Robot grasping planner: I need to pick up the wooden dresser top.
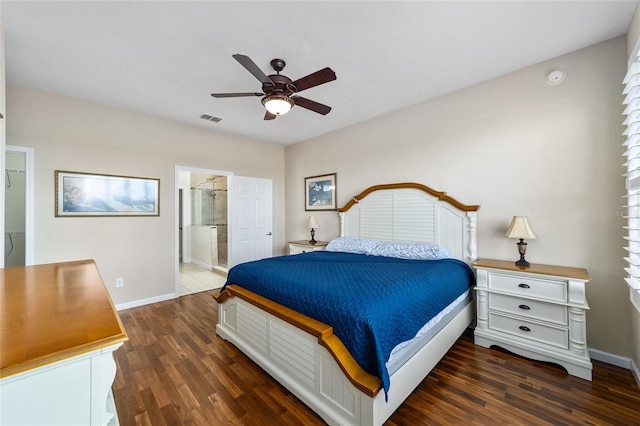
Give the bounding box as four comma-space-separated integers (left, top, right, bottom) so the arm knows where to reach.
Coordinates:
473, 258, 591, 281
1, 259, 128, 378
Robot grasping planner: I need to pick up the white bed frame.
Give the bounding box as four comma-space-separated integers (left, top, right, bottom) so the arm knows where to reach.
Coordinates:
215, 183, 479, 425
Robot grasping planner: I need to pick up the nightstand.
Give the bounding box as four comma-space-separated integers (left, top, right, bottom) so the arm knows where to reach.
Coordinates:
473, 259, 592, 380
288, 240, 328, 255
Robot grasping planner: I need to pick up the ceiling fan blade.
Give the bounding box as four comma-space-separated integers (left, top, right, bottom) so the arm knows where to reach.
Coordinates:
292, 96, 332, 115
233, 54, 274, 86
264, 111, 277, 120
211, 92, 263, 98
291, 67, 336, 92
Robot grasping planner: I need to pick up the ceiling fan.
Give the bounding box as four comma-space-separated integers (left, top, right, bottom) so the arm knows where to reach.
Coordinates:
211, 54, 337, 120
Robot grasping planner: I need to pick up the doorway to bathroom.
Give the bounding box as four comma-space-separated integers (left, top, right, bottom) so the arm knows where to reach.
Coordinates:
177, 168, 230, 296
175, 166, 274, 297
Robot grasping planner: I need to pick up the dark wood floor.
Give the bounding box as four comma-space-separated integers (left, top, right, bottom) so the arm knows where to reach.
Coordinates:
112, 291, 640, 425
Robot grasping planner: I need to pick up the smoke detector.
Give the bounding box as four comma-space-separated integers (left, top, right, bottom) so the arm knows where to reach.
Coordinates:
545, 70, 566, 86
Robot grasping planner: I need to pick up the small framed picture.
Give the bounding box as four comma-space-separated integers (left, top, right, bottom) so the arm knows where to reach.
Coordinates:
55, 170, 160, 217
305, 173, 337, 211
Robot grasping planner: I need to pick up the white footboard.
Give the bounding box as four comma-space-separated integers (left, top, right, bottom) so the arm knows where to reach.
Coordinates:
216, 294, 474, 426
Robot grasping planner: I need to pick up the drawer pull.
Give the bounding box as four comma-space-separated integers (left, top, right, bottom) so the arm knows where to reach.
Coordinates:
519, 326, 531, 332
518, 283, 530, 289
518, 304, 531, 310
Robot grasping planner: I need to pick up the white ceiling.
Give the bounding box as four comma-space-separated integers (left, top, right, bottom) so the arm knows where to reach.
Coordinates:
2, 1, 638, 146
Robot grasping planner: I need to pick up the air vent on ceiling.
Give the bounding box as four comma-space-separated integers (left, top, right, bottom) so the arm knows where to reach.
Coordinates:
199, 113, 222, 123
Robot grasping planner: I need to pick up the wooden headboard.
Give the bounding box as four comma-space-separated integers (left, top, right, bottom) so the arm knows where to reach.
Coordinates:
338, 183, 480, 262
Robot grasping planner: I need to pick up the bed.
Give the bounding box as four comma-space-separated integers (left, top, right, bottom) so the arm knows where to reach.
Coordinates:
213, 182, 479, 425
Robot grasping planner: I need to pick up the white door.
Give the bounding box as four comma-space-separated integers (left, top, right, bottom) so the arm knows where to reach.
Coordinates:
229, 175, 273, 267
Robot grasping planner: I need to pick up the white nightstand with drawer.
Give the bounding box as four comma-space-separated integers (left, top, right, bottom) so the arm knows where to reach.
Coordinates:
288, 240, 328, 255
473, 259, 592, 380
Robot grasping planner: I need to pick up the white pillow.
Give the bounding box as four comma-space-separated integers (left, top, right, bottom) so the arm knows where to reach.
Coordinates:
326, 237, 450, 260
369, 240, 451, 260
325, 237, 380, 254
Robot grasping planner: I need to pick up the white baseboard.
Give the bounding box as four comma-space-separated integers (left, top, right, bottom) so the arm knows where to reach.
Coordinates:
115, 292, 177, 311
632, 359, 640, 389
589, 347, 632, 369
190, 259, 213, 270
585, 348, 640, 388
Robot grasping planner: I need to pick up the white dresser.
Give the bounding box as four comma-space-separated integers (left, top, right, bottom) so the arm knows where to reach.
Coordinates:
473, 259, 592, 380
1, 260, 128, 425
288, 240, 328, 255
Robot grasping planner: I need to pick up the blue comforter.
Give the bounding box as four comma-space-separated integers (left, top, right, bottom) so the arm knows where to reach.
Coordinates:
223, 251, 475, 395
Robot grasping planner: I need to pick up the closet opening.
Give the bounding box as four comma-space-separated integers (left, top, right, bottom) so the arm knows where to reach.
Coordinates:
4, 145, 33, 267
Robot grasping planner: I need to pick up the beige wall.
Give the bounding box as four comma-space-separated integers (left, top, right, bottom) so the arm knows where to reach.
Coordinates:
1, 27, 6, 267
286, 37, 631, 358
629, 3, 640, 61
6, 85, 285, 305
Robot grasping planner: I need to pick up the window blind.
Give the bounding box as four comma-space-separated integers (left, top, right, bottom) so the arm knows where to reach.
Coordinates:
623, 53, 640, 312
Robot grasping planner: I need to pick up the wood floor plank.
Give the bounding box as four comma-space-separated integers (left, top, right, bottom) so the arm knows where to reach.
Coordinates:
132, 411, 153, 426
138, 387, 168, 426
201, 358, 245, 399
113, 291, 640, 425
206, 392, 244, 426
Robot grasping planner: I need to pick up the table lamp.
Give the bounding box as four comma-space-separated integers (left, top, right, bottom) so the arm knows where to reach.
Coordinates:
505, 216, 537, 267
308, 216, 319, 245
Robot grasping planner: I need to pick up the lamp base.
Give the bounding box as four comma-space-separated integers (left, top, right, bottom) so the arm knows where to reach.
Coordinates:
309, 228, 316, 245
515, 238, 530, 267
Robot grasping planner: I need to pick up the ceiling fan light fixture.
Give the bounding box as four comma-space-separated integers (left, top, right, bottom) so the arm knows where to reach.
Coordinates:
262, 95, 294, 115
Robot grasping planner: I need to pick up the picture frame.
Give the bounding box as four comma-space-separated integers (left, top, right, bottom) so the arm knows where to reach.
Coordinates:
305, 173, 337, 211
55, 170, 160, 217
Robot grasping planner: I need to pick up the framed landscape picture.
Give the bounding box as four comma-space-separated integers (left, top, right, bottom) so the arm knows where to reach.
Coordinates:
55, 170, 160, 217
305, 173, 337, 211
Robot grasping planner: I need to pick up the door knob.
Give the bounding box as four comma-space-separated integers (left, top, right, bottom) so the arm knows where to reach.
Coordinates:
266, 232, 273, 236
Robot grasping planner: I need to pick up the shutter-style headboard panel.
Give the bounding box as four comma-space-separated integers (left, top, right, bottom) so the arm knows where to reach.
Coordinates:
338, 183, 479, 262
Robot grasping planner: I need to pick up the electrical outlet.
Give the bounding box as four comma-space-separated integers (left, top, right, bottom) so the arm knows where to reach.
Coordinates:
115, 277, 124, 288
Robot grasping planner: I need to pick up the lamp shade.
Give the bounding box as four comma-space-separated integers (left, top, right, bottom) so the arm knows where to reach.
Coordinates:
505, 216, 537, 239
307, 216, 319, 229
262, 95, 293, 115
